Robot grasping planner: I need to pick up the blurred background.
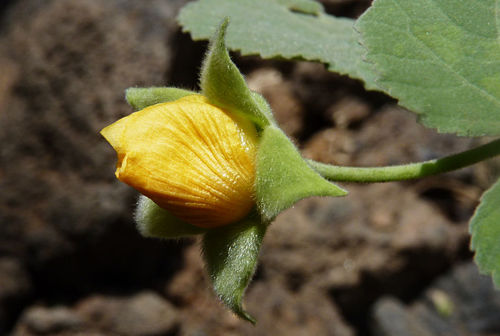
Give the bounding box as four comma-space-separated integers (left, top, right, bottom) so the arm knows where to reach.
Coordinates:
1, 0, 500, 335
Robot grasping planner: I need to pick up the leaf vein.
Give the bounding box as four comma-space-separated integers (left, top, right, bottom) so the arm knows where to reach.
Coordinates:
390, 0, 500, 111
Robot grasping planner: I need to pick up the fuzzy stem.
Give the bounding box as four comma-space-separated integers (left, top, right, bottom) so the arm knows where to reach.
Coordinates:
308, 138, 500, 183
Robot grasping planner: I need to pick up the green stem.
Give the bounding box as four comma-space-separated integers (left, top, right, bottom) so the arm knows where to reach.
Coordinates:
308, 138, 500, 183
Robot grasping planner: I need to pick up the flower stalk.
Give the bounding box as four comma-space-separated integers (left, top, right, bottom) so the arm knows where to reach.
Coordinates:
309, 138, 500, 183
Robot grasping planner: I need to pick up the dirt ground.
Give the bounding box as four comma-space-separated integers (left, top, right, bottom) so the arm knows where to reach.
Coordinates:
1, 1, 500, 335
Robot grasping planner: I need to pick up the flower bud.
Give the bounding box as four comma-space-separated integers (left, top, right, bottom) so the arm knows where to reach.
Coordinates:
101, 95, 257, 228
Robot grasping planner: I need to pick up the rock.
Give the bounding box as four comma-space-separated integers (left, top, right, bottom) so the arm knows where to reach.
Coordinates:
77, 291, 179, 336
0, 0, 190, 301
290, 61, 388, 136
0, 0, 190, 332
244, 282, 355, 336
14, 291, 178, 336
302, 128, 356, 165
269, 104, 479, 327
372, 298, 434, 336
304, 105, 475, 168
303, 105, 483, 223
329, 96, 370, 127
247, 68, 304, 138
0, 258, 32, 333
372, 262, 500, 336
352, 106, 475, 168
165, 245, 355, 336
17, 306, 84, 335
261, 182, 467, 314
163, 180, 465, 334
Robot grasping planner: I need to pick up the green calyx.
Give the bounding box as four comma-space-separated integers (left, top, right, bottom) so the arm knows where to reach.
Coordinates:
128, 19, 347, 323
126, 87, 197, 110
200, 18, 275, 130
135, 196, 207, 238
202, 213, 266, 324
256, 126, 347, 222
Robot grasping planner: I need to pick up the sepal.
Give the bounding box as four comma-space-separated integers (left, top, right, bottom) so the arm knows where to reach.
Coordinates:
135, 196, 207, 239
200, 18, 272, 129
256, 126, 347, 222
251, 91, 276, 125
126, 87, 197, 111
202, 213, 266, 323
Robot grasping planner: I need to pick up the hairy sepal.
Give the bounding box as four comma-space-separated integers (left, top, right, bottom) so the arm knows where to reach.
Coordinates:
126, 87, 197, 111
256, 126, 347, 222
200, 18, 272, 129
135, 196, 207, 239
202, 214, 266, 323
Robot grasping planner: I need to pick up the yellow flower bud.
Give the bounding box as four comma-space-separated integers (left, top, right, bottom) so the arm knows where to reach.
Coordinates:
101, 95, 257, 228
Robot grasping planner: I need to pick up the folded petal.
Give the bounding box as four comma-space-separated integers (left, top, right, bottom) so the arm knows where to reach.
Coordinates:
101, 95, 258, 228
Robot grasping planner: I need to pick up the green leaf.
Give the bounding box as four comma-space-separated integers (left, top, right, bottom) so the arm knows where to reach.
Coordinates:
200, 18, 272, 129
202, 215, 266, 323
470, 178, 500, 286
126, 87, 197, 111
356, 0, 500, 136
135, 196, 207, 239
178, 0, 379, 90
256, 126, 347, 222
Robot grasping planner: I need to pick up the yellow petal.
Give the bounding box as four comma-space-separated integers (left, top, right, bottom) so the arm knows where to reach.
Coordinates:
101, 95, 257, 228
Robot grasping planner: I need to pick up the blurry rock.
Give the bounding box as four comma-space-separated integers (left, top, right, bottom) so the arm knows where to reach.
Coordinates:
354, 106, 474, 167
372, 298, 432, 336
302, 128, 355, 165
77, 291, 179, 336
0, 258, 32, 333
13, 291, 178, 336
262, 110, 475, 324
0, 0, 189, 332
426, 262, 500, 334
247, 68, 304, 138
0, 0, 189, 287
0, 56, 18, 112
328, 96, 370, 129
244, 282, 354, 336
303, 105, 484, 223
290, 60, 392, 142
291, 61, 383, 118
165, 242, 206, 305
0, 1, 14, 16
163, 182, 465, 334
291, 62, 348, 125
372, 262, 500, 336
263, 181, 467, 291
355, 105, 484, 222
165, 244, 242, 336
304, 105, 475, 168
17, 306, 84, 335
165, 245, 355, 336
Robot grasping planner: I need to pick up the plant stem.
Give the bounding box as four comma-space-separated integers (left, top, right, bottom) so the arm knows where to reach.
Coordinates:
308, 138, 500, 183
